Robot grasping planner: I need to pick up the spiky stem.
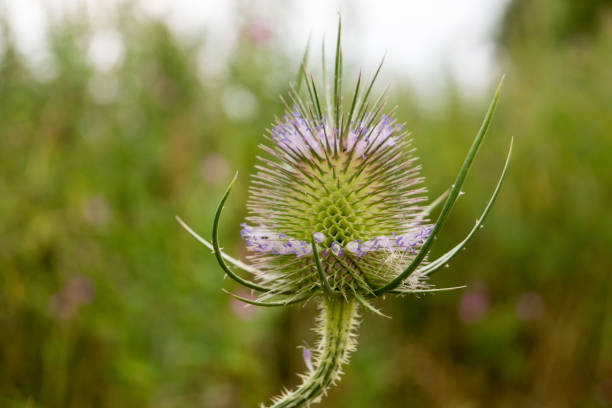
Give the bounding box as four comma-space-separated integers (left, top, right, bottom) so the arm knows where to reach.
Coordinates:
264, 297, 359, 408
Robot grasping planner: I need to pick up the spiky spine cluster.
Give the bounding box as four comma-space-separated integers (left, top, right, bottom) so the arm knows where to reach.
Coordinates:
241, 21, 432, 300
263, 297, 359, 408
245, 109, 431, 298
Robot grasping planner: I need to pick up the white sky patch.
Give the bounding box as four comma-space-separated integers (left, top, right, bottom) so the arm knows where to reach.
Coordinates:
1, 0, 54, 80
2, 0, 510, 99
87, 29, 124, 72
283, 0, 510, 99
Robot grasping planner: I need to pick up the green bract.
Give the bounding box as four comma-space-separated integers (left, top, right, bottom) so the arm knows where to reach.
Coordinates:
178, 17, 511, 408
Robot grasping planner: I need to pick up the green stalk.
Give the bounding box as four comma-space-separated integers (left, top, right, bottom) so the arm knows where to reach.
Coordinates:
265, 297, 359, 408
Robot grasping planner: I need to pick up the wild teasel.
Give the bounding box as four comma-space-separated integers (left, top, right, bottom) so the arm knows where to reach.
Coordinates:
178, 17, 512, 408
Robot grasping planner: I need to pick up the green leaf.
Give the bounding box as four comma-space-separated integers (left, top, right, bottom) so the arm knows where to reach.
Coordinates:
354, 292, 390, 318
176, 215, 262, 276
310, 74, 324, 121
373, 76, 505, 295
390, 285, 467, 295
413, 189, 449, 224
418, 137, 513, 276
222, 289, 310, 307
355, 53, 385, 120
333, 13, 342, 131
342, 70, 362, 138
212, 172, 274, 293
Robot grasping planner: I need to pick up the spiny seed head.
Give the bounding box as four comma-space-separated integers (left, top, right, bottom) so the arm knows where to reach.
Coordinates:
191, 19, 509, 306
240, 61, 433, 299
180, 16, 507, 408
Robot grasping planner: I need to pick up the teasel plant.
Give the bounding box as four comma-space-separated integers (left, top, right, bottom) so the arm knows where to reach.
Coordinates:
177, 16, 512, 408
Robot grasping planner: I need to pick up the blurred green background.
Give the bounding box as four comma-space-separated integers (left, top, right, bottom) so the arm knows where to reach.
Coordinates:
1, 0, 611, 407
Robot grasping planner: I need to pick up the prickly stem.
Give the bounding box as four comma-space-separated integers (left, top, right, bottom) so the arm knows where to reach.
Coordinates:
264, 297, 359, 408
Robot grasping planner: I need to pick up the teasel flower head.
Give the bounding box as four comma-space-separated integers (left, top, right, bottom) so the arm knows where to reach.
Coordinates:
178, 16, 512, 408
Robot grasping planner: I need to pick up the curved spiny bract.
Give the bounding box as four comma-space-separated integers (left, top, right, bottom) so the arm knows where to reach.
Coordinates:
372, 76, 506, 295
212, 172, 275, 293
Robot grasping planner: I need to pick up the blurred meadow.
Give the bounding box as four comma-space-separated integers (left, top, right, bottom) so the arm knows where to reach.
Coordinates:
1, 0, 611, 407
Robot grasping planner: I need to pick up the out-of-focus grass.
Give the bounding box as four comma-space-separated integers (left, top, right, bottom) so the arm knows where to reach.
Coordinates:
0, 3, 611, 408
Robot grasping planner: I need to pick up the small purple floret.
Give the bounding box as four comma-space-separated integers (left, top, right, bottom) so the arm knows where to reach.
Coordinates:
270, 111, 400, 161
240, 224, 431, 259
301, 344, 313, 371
